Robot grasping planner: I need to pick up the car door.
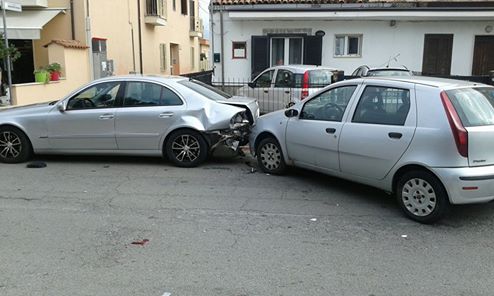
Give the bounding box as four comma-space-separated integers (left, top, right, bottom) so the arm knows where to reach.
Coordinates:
285, 84, 359, 172
273, 69, 294, 110
246, 69, 275, 113
339, 82, 417, 180
115, 81, 186, 150
46, 81, 121, 150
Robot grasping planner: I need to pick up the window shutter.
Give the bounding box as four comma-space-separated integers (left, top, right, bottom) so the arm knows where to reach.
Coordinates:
160, 43, 167, 71
251, 36, 269, 79
303, 36, 322, 66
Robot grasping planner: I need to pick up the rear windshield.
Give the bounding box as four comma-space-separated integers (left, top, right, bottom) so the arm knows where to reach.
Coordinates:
178, 79, 232, 101
446, 87, 494, 127
367, 70, 412, 77
294, 70, 335, 88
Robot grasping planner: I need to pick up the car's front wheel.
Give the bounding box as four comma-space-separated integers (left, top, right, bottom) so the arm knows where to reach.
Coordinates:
0, 126, 32, 164
396, 170, 450, 224
256, 137, 286, 174
165, 129, 208, 168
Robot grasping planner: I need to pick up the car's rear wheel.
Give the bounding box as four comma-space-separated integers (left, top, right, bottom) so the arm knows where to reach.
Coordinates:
256, 137, 286, 174
0, 126, 32, 164
165, 129, 208, 168
396, 170, 450, 224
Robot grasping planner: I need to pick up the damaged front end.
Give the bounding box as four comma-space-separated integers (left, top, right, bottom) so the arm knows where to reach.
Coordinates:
208, 111, 252, 153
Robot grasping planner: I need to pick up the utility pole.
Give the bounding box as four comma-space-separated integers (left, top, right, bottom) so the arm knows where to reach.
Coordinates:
2, 0, 13, 105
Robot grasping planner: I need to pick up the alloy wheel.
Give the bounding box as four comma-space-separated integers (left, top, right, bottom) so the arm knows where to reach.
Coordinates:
171, 134, 201, 163
401, 178, 437, 217
260, 143, 282, 171
0, 131, 22, 160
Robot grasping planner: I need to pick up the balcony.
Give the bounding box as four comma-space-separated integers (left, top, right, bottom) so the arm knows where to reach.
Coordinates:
189, 16, 203, 38
145, 0, 167, 26
18, 0, 48, 7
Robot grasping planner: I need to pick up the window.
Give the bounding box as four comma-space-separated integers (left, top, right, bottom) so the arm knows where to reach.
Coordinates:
334, 35, 362, 57
173, 0, 176, 11
446, 87, 494, 127
160, 43, 167, 72
353, 86, 410, 125
274, 70, 294, 88
270, 37, 303, 66
123, 82, 183, 107
67, 82, 120, 110
178, 80, 232, 101
232, 42, 247, 59
253, 70, 274, 88
300, 85, 357, 122
181, 0, 187, 15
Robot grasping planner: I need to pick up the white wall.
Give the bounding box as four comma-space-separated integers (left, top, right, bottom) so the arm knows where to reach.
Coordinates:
211, 12, 494, 81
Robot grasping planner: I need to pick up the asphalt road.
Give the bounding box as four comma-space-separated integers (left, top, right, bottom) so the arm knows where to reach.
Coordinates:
1, 153, 494, 296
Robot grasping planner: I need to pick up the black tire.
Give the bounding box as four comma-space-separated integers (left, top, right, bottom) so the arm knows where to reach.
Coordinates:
165, 129, 208, 168
256, 137, 286, 175
396, 170, 450, 224
0, 126, 33, 164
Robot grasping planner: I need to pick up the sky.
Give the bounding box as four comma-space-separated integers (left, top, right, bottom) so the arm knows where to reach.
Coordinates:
198, 0, 210, 39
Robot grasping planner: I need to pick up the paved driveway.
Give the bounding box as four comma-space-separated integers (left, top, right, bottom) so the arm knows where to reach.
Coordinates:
1, 154, 494, 296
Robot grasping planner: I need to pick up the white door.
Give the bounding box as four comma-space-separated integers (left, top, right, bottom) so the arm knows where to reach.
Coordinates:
285, 85, 359, 172
339, 83, 417, 180
47, 81, 121, 150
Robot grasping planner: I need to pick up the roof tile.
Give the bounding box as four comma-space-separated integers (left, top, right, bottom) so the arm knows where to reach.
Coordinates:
43, 39, 89, 49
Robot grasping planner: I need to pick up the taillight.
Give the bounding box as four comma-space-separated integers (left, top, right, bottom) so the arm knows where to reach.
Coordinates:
301, 71, 309, 100
441, 91, 468, 158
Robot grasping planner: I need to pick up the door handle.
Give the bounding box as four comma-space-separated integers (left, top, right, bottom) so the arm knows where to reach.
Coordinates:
99, 114, 114, 120
388, 132, 403, 139
159, 112, 174, 118
326, 128, 336, 134
263, 90, 269, 93
284, 90, 290, 94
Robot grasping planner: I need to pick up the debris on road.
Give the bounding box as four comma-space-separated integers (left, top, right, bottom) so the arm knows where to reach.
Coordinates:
131, 239, 150, 246
401, 235, 408, 238
310, 218, 317, 222
26, 161, 47, 168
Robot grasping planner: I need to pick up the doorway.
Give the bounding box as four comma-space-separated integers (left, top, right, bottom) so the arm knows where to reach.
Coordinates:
10, 40, 35, 84
422, 34, 453, 75
472, 36, 494, 75
170, 43, 180, 75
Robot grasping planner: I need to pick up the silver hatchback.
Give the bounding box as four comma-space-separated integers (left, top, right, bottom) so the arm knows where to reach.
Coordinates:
250, 76, 494, 223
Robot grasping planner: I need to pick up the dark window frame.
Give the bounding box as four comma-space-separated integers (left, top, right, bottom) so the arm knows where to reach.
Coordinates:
299, 85, 358, 122
122, 81, 184, 108
232, 41, 247, 59
181, 0, 187, 15
66, 81, 123, 111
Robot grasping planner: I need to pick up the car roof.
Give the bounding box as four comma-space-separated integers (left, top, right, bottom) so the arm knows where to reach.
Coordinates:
362, 76, 490, 89
93, 75, 188, 84
266, 65, 339, 73
368, 67, 410, 72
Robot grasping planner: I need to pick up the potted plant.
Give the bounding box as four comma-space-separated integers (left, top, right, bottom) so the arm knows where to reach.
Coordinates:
33, 68, 49, 84
47, 63, 62, 81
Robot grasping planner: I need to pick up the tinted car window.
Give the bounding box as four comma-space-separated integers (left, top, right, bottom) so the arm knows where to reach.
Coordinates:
67, 82, 120, 110
309, 70, 334, 88
446, 87, 494, 127
274, 70, 294, 88
161, 87, 183, 106
353, 86, 410, 125
300, 85, 357, 122
254, 70, 274, 88
124, 82, 161, 106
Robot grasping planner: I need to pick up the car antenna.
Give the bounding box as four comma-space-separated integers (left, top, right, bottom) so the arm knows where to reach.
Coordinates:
386, 53, 401, 68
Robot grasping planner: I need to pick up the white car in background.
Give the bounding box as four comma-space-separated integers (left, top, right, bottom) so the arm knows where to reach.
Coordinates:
237, 65, 342, 114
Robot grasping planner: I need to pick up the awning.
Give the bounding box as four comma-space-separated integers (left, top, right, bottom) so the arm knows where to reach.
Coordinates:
0, 9, 65, 40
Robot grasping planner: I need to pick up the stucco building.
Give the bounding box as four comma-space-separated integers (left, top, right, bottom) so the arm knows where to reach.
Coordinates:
1, 0, 203, 105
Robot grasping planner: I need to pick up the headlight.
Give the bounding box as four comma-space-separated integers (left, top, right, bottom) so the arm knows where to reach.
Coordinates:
230, 112, 249, 129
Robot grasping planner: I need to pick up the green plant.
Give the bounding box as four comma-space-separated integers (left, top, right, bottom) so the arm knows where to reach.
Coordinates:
46, 62, 61, 73
0, 33, 21, 63
33, 67, 48, 75
33, 67, 49, 84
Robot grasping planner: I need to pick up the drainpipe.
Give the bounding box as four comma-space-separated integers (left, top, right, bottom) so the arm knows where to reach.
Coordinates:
70, 0, 75, 40
219, 7, 224, 87
128, 0, 136, 73
137, 0, 144, 74
85, 0, 94, 80
209, 0, 214, 74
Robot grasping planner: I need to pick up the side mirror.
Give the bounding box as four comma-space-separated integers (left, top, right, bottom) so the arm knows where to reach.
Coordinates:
57, 102, 66, 112
248, 82, 255, 88
284, 109, 299, 118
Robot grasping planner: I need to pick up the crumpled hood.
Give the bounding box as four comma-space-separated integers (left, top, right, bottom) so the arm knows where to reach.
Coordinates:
216, 95, 259, 124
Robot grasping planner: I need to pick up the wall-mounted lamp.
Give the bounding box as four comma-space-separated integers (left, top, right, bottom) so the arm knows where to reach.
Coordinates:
486, 25, 493, 33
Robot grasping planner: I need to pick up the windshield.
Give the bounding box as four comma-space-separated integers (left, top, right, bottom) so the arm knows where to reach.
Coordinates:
179, 79, 232, 101
446, 87, 494, 127
367, 70, 412, 77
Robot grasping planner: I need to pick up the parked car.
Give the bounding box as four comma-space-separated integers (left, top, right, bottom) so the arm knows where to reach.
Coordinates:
250, 76, 494, 223
351, 65, 413, 77
0, 76, 259, 167
237, 65, 342, 114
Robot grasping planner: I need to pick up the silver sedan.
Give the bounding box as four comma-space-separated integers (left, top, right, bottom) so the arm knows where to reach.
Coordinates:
0, 76, 258, 167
